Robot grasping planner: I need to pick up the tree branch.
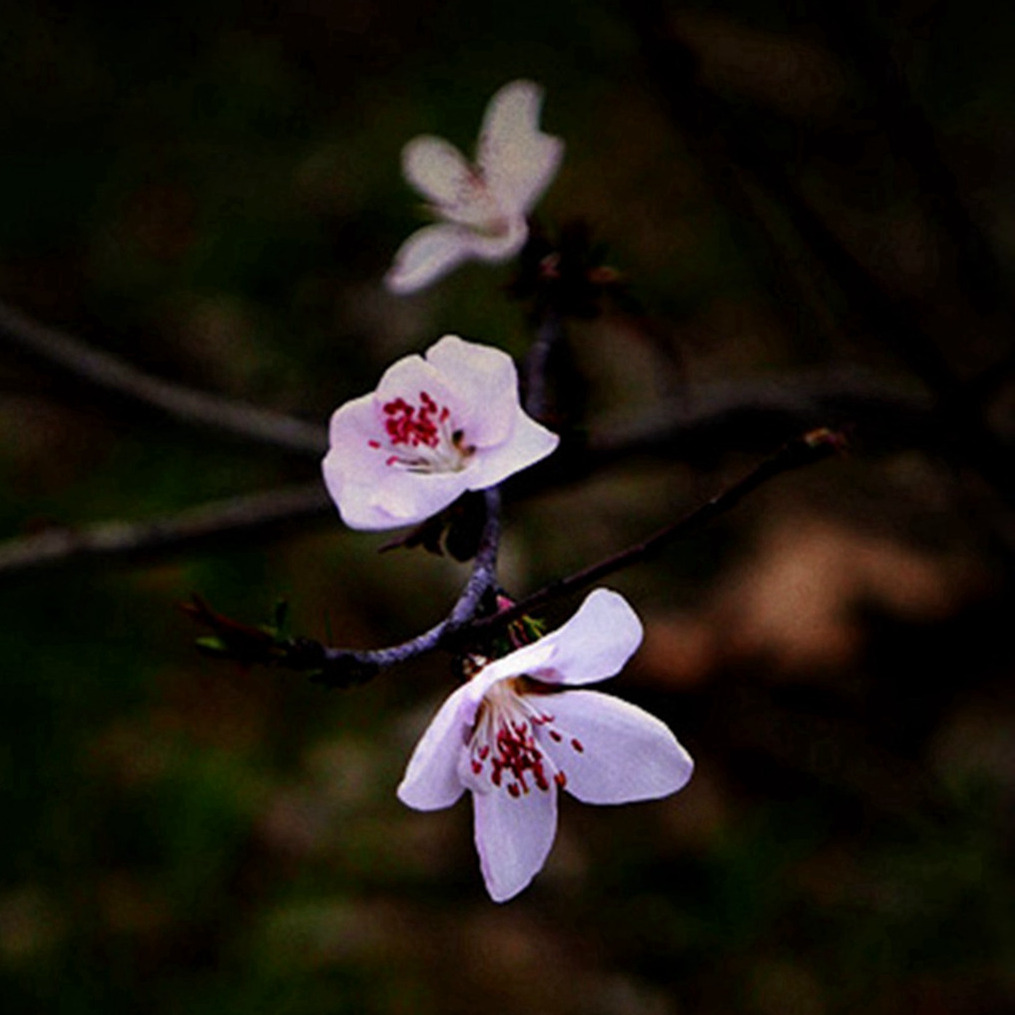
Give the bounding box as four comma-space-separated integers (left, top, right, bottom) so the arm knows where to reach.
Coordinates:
190, 486, 504, 688
0, 371, 930, 582
0, 300, 326, 456
0, 483, 332, 579
188, 429, 841, 682
462, 428, 843, 638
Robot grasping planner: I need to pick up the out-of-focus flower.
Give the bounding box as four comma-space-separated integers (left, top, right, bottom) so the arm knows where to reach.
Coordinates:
385, 79, 564, 294
397, 589, 694, 902
322, 335, 558, 530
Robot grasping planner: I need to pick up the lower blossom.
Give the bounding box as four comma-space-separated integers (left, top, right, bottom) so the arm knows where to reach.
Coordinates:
397, 589, 694, 902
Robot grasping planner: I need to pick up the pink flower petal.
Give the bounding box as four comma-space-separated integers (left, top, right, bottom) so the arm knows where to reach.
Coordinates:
478, 80, 564, 217
397, 685, 472, 811
540, 689, 693, 804
385, 223, 478, 294
473, 781, 558, 902
527, 589, 644, 686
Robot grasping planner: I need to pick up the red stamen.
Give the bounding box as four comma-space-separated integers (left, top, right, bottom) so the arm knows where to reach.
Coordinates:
571, 738, 584, 753
472, 716, 554, 799
378, 390, 456, 454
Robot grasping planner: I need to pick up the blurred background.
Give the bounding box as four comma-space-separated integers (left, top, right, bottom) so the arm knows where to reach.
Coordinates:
1, 0, 1014, 1012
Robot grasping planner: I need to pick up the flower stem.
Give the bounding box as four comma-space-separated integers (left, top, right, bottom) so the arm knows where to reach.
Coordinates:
311, 486, 502, 685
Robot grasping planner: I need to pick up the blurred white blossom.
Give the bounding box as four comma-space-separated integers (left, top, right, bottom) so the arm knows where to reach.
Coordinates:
385, 80, 564, 294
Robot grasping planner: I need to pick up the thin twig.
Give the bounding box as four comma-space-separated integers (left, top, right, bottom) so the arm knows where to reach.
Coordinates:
524, 307, 563, 423
0, 372, 929, 580
0, 300, 326, 456
237, 429, 840, 679
0, 484, 333, 578
462, 428, 843, 639
308, 486, 503, 685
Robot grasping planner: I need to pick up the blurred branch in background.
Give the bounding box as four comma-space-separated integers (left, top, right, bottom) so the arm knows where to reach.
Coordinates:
0, 483, 330, 579
0, 312, 931, 580
627, 0, 1015, 506
0, 300, 326, 456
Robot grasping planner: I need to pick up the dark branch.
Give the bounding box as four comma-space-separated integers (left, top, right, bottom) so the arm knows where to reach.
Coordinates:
0, 371, 931, 581
190, 429, 840, 681
523, 307, 564, 423
462, 428, 844, 638
0, 300, 327, 456
192, 487, 504, 688
0, 484, 332, 579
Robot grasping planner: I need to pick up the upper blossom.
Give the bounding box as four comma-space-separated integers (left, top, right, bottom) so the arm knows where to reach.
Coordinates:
398, 589, 694, 902
322, 335, 559, 530
385, 80, 564, 294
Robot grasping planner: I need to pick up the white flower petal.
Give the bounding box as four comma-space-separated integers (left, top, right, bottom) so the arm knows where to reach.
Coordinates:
385, 223, 478, 294
464, 639, 558, 703
464, 216, 529, 262
323, 396, 471, 530
402, 136, 475, 208
424, 336, 520, 445
322, 395, 395, 528
322, 335, 560, 529
478, 79, 564, 217
326, 468, 468, 530
362, 472, 470, 530
373, 349, 455, 411
397, 684, 473, 811
541, 690, 693, 804
464, 412, 560, 489
528, 589, 644, 686
473, 780, 558, 902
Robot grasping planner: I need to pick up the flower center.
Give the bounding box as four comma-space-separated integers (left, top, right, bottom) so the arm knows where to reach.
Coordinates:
439, 167, 510, 236
367, 390, 475, 473
467, 679, 583, 798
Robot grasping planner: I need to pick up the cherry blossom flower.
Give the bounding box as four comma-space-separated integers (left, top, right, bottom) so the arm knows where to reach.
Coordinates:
322, 334, 559, 530
385, 79, 564, 294
397, 589, 694, 902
